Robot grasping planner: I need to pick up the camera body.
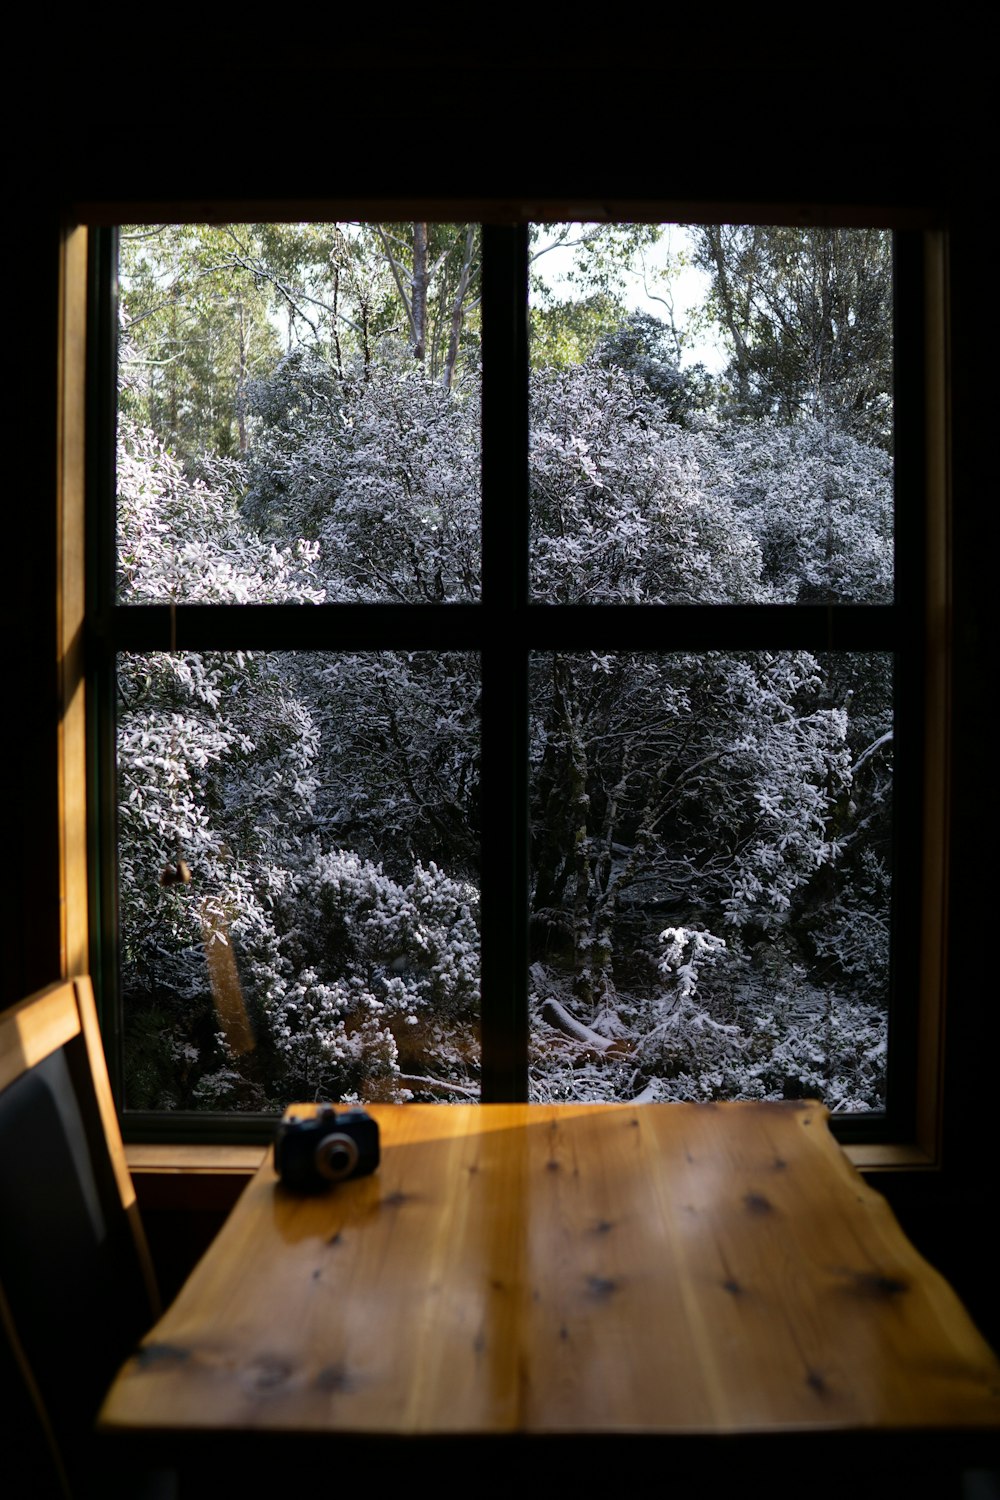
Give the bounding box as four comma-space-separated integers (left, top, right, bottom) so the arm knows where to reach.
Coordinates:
274, 1104, 380, 1191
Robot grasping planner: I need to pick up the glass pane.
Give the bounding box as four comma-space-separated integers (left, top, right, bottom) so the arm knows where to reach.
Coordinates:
118, 650, 481, 1109
117, 223, 481, 603
528, 651, 891, 1111
529, 223, 893, 604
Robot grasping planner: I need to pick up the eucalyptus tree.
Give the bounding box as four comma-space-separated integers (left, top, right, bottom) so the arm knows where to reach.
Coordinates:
119, 221, 483, 474
118, 225, 285, 465
366, 223, 481, 385
691, 226, 893, 446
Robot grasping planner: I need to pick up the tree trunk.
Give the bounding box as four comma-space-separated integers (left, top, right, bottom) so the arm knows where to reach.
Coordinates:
411, 222, 429, 363
442, 225, 476, 388
236, 298, 249, 456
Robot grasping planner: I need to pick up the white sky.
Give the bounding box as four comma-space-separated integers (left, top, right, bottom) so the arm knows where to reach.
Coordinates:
531, 223, 727, 373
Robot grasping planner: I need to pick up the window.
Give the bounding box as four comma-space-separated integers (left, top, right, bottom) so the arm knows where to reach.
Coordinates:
78, 209, 948, 1156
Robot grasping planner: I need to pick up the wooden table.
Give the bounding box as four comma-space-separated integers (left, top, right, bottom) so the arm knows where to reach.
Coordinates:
99, 1103, 999, 1488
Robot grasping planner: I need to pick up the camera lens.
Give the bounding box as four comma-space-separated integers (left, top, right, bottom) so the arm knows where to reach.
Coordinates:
314, 1132, 360, 1182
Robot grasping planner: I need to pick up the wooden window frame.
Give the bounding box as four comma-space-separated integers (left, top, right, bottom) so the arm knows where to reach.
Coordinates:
55, 204, 951, 1172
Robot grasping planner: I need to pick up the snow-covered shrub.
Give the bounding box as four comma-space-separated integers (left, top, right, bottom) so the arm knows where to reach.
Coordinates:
117, 417, 325, 604
246, 354, 480, 602
713, 418, 893, 604
529, 932, 886, 1111
530, 361, 762, 605
260, 850, 480, 1103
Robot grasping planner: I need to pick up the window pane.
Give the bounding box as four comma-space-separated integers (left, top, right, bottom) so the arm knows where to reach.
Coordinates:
528, 224, 893, 604
528, 651, 891, 1110
118, 650, 481, 1109
117, 224, 481, 604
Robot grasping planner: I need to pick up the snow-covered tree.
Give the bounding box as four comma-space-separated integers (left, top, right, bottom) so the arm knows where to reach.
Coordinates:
530, 362, 762, 605
246, 352, 480, 602
116, 424, 480, 1108
713, 418, 893, 604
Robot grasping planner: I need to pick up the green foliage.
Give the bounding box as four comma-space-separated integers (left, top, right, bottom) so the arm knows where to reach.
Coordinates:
119, 225, 284, 467
528, 223, 666, 371
691, 226, 893, 446
119, 222, 483, 472
530, 292, 625, 368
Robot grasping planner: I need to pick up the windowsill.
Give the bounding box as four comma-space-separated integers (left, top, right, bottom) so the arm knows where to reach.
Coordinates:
126, 1143, 268, 1175
843, 1141, 939, 1172
124, 1137, 938, 1180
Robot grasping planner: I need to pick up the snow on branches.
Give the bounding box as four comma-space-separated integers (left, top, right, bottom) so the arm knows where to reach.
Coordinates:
116, 328, 892, 1113
117, 419, 325, 604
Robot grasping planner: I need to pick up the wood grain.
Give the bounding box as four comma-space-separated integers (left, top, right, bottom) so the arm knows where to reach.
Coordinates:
0, 980, 81, 1095
99, 1103, 1000, 1439
57, 224, 89, 982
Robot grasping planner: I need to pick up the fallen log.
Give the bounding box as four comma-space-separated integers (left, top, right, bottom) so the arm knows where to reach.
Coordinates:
541, 997, 616, 1053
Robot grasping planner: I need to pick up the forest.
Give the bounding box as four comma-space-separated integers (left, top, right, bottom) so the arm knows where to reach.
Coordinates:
114, 221, 894, 1114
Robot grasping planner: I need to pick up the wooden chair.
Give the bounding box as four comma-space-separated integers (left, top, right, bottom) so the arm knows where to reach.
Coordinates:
0, 977, 162, 1498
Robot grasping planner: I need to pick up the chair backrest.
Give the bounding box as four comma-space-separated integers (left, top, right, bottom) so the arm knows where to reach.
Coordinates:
0, 977, 159, 1495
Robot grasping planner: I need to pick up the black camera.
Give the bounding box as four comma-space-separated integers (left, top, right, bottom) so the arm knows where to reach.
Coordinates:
273, 1104, 380, 1191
